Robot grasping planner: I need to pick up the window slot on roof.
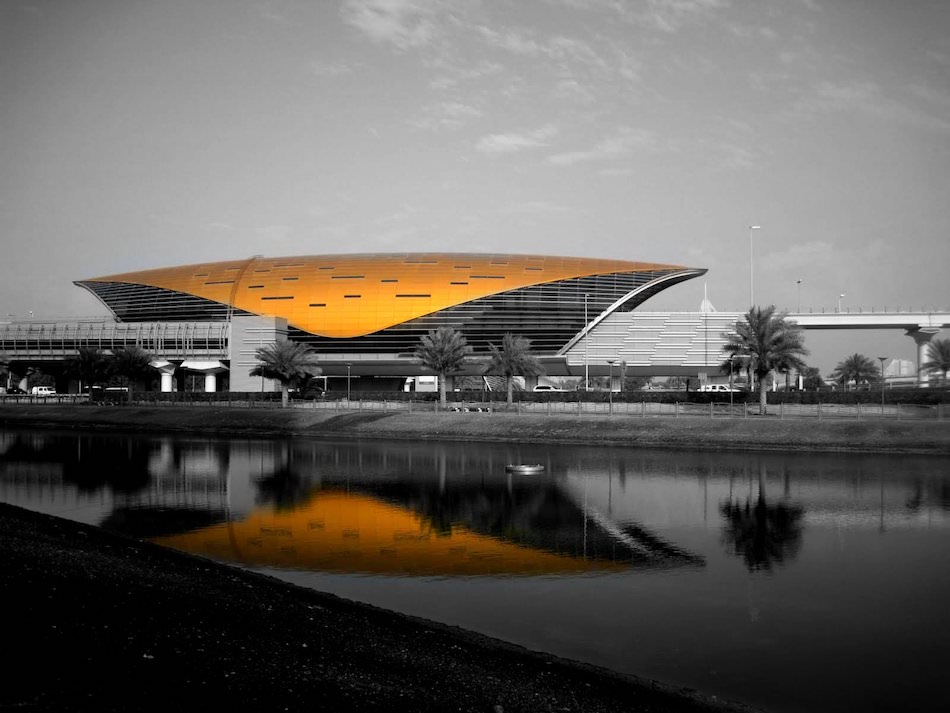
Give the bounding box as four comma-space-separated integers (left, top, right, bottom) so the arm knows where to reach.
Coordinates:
470, 275, 504, 279
395, 294, 430, 298
331, 275, 364, 279
454, 265, 471, 269
205, 280, 234, 285
343, 294, 361, 298
450, 281, 468, 285
194, 273, 208, 277
318, 266, 335, 270
261, 296, 294, 301
247, 285, 264, 289
525, 267, 543, 271
274, 263, 304, 268
309, 303, 326, 307
282, 277, 298, 281
381, 279, 398, 283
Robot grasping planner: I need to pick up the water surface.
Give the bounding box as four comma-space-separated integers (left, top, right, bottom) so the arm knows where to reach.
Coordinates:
1, 429, 948, 712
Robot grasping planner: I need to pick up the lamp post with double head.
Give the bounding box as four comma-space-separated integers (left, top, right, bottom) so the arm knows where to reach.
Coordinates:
796, 279, 802, 313
346, 363, 352, 402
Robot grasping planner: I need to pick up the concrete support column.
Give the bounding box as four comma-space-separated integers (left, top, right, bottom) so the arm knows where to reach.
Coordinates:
907, 328, 940, 387
204, 373, 217, 392
524, 374, 539, 391
151, 359, 177, 393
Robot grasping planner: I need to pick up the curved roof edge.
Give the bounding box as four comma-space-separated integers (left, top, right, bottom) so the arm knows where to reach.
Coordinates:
556, 268, 708, 356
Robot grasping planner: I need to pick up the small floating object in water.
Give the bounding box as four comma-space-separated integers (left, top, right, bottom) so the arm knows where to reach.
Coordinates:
505, 464, 545, 475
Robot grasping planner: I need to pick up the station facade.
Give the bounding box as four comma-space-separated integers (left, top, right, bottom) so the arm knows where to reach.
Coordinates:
71, 252, 706, 391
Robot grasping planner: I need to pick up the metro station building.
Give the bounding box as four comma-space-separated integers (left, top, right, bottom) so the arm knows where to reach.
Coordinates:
69, 252, 710, 391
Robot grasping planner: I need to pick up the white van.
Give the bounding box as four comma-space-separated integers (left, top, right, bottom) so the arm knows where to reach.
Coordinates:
699, 384, 739, 393
31, 386, 57, 397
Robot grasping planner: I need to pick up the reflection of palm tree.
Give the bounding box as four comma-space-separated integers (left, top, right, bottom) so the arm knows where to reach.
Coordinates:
720, 465, 804, 572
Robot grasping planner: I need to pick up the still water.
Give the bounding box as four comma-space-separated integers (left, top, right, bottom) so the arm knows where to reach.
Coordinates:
1, 429, 948, 712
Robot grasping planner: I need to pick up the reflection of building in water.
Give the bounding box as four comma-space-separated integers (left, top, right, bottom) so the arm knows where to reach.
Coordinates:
153, 471, 704, 577
154, 490, 633, 576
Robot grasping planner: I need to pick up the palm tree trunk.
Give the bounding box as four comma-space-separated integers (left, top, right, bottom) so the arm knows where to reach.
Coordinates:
439, 371, 446, 408
281, 384, 289, 408
758, 375, 767, 416
506, 375, 513, 406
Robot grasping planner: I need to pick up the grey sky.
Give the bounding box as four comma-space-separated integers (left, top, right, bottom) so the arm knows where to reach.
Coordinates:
1, 0, 948, 371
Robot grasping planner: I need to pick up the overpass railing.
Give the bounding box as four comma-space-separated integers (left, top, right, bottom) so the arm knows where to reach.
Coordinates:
0, 320, 229, 359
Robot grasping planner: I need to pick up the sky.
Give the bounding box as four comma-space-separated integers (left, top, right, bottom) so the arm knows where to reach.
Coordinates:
1, 0, 948, 372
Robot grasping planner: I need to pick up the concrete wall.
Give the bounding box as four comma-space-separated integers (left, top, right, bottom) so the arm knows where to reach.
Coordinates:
229, 315, 287, 392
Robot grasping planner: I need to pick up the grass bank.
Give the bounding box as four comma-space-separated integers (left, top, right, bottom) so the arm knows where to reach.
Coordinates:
1, 404, 949, 454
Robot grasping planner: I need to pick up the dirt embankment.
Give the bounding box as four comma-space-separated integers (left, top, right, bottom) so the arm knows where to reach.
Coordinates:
1, 502, 751, 712
1, 404, 949, 454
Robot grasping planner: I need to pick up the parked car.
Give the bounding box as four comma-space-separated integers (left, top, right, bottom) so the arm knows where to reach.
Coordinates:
30, 386, 57, 397
1, 386, 27, 395
533, 384, 564, 392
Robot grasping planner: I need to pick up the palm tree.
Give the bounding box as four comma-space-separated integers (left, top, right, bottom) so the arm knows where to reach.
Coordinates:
830, 353, 879, 391
65, 347, 108, 393
413, 327, 471, 408
484, 333, 544, 406
922, 338, 950, 385
110, 346, 154, 393
250, 341, 321, 407
723, 306, 808, 415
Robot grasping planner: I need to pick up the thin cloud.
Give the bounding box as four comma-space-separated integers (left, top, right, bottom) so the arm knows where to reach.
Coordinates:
412, 101, 483, 131
477, 25, 609, 72
547, 127, 657, 165
793, 80, 950, 133
340, 0, 440, 51
309, 59, 356, 77
499, 201, 574, 215
476, 124, 558, 153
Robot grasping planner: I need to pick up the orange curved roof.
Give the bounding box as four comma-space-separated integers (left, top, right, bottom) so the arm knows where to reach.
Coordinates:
83, 253, 686, 338
152, 491, 626, 576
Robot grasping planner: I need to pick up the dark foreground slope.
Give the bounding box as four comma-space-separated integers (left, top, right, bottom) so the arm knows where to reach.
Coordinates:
0, 504, 750, 713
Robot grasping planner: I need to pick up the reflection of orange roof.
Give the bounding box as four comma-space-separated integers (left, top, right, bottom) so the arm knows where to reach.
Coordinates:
82, 253, 685, 338
152, 491, 626, 576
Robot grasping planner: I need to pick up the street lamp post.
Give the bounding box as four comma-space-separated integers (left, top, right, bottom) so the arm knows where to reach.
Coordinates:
837, 293, 845, 313
878, 356, 887, 417
606, 359, 616, 413
346, 363, 352, 402
749, 225, 761, 306
796, 279, 802, 313
584, 293, 589, 392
